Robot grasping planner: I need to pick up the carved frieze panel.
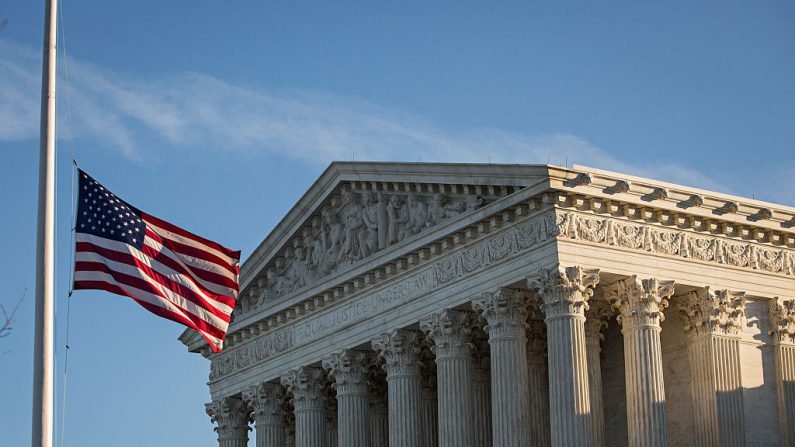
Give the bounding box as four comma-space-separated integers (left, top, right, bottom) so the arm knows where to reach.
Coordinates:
556, 212, 795, 277
236, 183, 513, 317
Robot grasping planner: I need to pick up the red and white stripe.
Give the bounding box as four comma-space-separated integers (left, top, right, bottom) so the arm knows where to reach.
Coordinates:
73, 212, 240, 352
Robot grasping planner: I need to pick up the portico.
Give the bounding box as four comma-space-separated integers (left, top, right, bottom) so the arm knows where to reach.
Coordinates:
183, 162, 795, 447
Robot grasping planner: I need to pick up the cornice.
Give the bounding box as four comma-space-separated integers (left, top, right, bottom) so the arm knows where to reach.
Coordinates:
550, 164, 795, 232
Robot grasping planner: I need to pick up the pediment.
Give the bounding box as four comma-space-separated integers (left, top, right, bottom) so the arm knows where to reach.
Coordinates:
233, 162, 553, 319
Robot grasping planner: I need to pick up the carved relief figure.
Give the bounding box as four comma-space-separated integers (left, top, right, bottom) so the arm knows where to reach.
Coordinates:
361, 191, 386, 254
321, 209, 344, 261
427, 193, 464, 226
387, 194, 409, 245
338, 190, 368, 263
401, 194, 428, 239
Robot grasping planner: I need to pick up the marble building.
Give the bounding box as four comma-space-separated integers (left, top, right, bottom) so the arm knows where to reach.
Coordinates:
180, 162, 795, 447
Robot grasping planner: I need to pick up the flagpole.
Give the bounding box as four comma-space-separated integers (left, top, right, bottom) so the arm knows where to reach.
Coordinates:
32, 0, 58, 445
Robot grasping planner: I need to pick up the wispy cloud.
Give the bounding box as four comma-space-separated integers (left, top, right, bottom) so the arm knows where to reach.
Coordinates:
1, 38, 790, 204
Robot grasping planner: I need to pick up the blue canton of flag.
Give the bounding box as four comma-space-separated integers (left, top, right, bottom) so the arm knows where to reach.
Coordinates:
76, 172, 146, 250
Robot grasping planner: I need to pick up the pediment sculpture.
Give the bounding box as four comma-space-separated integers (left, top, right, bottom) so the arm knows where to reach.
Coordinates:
236, 183, 505, 316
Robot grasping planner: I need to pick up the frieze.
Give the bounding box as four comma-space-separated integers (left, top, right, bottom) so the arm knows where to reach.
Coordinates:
295, 267, 436, 346
556, 212, 795, 276
435, 212, 557, 285
210, 326, 294, 381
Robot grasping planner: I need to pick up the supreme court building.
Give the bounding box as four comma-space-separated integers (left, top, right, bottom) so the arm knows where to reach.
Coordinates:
180, 162, 795, 447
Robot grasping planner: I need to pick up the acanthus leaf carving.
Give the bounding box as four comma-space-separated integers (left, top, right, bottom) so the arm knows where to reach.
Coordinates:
606, 276, 675, 329
678, 287, 746, 337
527, 265, 600, 319
769, 297, 795, 345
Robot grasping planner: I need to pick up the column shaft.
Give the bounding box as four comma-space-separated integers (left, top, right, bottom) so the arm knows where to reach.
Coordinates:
770, 298, 795, 447
585, 334, 605, 447
370, 399, 389, 447
472, 365, 493, 447
323, 349, 370, 447
421, 388, 439, 447
473, 288, 532, 447
546, 315, 592, 446
372, 329, 424, 447
608, 276, 674, 447
776, 344, 795, 447
623, 325, 668, 447
529, 265, 599, 447
527, 318, 550, 447
281, 367, 328, 447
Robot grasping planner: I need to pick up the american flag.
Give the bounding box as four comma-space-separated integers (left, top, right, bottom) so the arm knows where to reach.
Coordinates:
72, 169, 240, 352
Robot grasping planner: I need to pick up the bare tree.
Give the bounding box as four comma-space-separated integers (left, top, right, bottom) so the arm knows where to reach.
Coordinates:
1, 288, 26, 356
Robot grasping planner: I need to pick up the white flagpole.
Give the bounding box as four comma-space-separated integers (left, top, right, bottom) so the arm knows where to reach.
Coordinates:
32, 0, 58, 446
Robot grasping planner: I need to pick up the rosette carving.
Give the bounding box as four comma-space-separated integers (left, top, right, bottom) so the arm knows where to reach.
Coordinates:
678, 287, 746, 337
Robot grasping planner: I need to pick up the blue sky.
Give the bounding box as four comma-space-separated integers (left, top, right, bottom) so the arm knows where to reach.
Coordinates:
1, 1, 793, 446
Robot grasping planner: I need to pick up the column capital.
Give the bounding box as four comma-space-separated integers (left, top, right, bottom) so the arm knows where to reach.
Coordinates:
280, 366, 327, 411
678, 287, 746, 337
528, 264, 600, 319
242, 382, 285, 425
420, 308, 474, 358
584, 297, 613, 342
322, 349, 370, 396
606, 276, 675, 329
472, 287, 530, 339
470, 324, 491, 377
205, 396, 251, 438
371, 329, 423, 376
769, 297, 795, 345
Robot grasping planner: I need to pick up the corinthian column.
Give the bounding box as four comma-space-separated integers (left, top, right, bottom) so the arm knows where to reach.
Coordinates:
419, 345, 439, 447
584, 297, 612, 447
526, 316, 551, 447
367, 363, 389, 447
471, 325, 493, 447
472, 287, 531, 447
607, 276, 674, 447
206, 397, 251, 447
528, 265, 599, 447
372, 329, 424, 447
770, 297, 795, 447
421, 309, 475, 447
281, 366, 328, 447
679, 287, 747, 447
322, 349, 371, 447
244, 382, 287, 447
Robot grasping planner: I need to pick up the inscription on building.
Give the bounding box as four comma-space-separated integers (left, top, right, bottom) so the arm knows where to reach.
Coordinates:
295, 267, 436, 345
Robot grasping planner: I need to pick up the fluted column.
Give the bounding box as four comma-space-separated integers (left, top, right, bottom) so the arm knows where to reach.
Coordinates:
528, 265, 599, 447
472, 287, 531, 447
420, 345, 439, 447
607, 276, 674, 447
526, 316, 551, 447
770, 297, 795, 447
420, 309, 475, 447
281, 367, 328, 447
244, 382, 287, 447
678, 287, 747, 447
206, 397, 251, 447
367, 363, 389, 447
372, 329, 424, 447
584, 298, 612, 447
322, 349, 371, 447
325, 396, 337, 447
471, 325, 493, 447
